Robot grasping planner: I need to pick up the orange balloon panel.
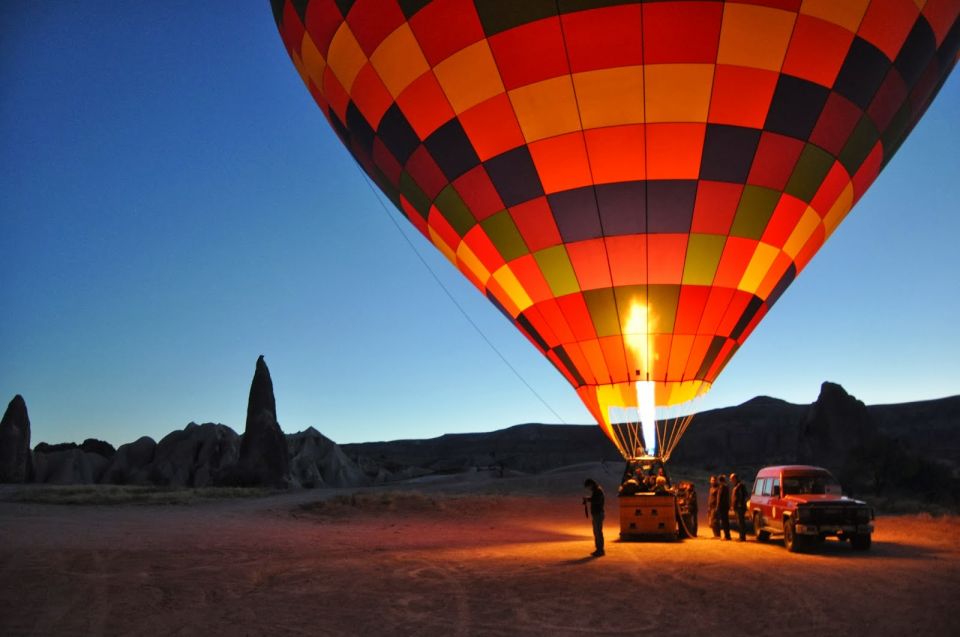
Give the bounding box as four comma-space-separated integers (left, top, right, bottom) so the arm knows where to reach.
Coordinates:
271, 0, 959, 426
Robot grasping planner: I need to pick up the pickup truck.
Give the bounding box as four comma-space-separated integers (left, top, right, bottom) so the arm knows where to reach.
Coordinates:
748, 465, 874, 552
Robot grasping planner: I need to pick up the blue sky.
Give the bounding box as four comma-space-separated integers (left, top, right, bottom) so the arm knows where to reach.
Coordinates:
2, 3, 958, 448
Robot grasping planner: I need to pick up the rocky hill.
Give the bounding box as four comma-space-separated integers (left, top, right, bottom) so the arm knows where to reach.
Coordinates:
346, 384, 960, 475
345, 383, 960, 507
0, 356, 374, 490
3, 378, 957, 507
343, 422, 624, 476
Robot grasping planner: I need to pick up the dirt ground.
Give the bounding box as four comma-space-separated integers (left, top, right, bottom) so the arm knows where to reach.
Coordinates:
1, 466, 958, 636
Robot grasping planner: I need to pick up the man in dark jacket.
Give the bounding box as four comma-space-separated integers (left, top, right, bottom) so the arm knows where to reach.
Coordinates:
707, 475, 720, 538
584, 478, 605, 556
717, 475, 731, 541
731, 473, 748, 542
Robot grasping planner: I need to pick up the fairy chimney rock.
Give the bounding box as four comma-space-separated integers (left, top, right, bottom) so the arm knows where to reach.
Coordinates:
0, 395, 32, 483
237, 355, 290, 487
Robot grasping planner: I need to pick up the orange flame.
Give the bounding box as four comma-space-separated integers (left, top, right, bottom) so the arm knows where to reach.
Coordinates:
623, 300, 657, 380
622, 300, 662, 455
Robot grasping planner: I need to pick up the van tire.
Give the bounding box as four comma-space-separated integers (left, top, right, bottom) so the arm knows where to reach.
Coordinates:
784, 518, 803, 552
754, 513, 770, 542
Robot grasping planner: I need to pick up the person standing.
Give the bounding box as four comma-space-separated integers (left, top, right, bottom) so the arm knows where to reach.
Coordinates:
584, 478, 605, 556
731, 473, 748, 542
707, 475, 720, 538
717, 474, 731, 541
685, 482, 699, 536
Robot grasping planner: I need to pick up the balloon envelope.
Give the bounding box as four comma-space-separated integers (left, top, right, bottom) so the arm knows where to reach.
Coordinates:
271, 0, 959, 447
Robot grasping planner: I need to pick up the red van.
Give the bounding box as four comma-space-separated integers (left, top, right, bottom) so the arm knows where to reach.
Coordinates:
748, 465, 874, 552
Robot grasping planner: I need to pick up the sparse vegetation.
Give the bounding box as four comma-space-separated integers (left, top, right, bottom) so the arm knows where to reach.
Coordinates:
868, 495, 958, 517
300, 491, 441, 514
295, 490, 505, 518
0, 484, 272, 505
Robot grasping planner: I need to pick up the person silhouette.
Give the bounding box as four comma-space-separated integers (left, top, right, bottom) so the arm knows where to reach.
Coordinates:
717, 475, 731, 541
584, 478, 605, 556
731, 473, 748, 542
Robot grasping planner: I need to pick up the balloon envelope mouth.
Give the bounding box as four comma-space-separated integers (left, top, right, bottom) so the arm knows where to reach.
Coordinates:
636, 381, 657, 456
600, 381, 708, 461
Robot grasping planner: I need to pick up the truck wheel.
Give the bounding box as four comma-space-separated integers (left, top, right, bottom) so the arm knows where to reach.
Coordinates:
783, 518, 803, 552
754, 513, 770, 542
851, 533, 872, 551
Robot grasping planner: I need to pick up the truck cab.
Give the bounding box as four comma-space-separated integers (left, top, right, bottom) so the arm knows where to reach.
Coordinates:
749, 465, 874, 552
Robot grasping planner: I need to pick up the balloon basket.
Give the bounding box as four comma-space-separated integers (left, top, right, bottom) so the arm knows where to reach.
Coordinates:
618, 493, 681, 541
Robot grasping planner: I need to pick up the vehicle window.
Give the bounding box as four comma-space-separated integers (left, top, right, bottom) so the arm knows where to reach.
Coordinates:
772, 478, 780, 496
761, 478, 772, 496
783, 475, 840, 495
753, 478, 765, 496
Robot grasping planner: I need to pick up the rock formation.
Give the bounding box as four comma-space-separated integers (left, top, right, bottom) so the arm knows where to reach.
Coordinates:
144, 423, 240, 487
671, 396, 806, 469
16, 374, 957, 507
79, 438, 116, 459
32, 448, 109, 484
869, 396, 960, 475
100, 436, 157, 485
0, 395, 32, 483
799, 383, 871, 458
796, 383, 958, 502
232, 356, 290, 487
344, 423, 623, 479
35, 439, 116, 459
797, 382, 875, 488
287, 427, 369, 488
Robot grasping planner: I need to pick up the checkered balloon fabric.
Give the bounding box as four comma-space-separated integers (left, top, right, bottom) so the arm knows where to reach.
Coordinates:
270, 0, 958, 432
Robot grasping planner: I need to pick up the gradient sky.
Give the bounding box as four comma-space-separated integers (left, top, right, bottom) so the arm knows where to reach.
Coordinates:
2, 2, 958, 449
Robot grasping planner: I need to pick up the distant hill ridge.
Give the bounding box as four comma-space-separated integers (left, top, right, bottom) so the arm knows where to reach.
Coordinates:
343, 383, 960, 507
4, 381, 958, 508
345, 387, 959, 472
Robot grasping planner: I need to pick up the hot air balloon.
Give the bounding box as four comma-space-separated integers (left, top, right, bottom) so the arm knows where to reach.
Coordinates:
270, 0, 959, 461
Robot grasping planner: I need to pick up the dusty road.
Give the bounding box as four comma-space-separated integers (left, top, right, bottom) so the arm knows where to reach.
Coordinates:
1, 472, 958, 636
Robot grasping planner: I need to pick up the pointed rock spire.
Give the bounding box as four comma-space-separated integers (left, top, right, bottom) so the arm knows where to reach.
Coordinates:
236, 356, 290, 487
0, 395, 32, 483
247, 355, 277, 426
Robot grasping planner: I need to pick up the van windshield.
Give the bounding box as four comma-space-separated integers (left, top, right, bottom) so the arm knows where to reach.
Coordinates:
782, 475, 840, 495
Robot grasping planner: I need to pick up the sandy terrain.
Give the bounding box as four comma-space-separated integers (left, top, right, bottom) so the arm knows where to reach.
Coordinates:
1, 465, 958, 636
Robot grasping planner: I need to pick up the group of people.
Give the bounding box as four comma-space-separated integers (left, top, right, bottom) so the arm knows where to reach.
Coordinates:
706, 473, 748, 541
617, 466, 670, 495
583, 465, 674, 557
582, 470, 750, 556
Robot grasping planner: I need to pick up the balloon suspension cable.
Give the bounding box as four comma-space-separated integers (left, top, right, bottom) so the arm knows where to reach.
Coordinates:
659, 413, 696, 463
610, 406, 698, 462
610, 411, 644, 459
609, 418, 626, 458
628, 419, 642, 458
612, 421, 639, 460
352, 166, 567, 424
608, 423, 630, 459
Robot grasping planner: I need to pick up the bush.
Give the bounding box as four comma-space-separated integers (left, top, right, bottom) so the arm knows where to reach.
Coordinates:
1, 485, 271, 505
